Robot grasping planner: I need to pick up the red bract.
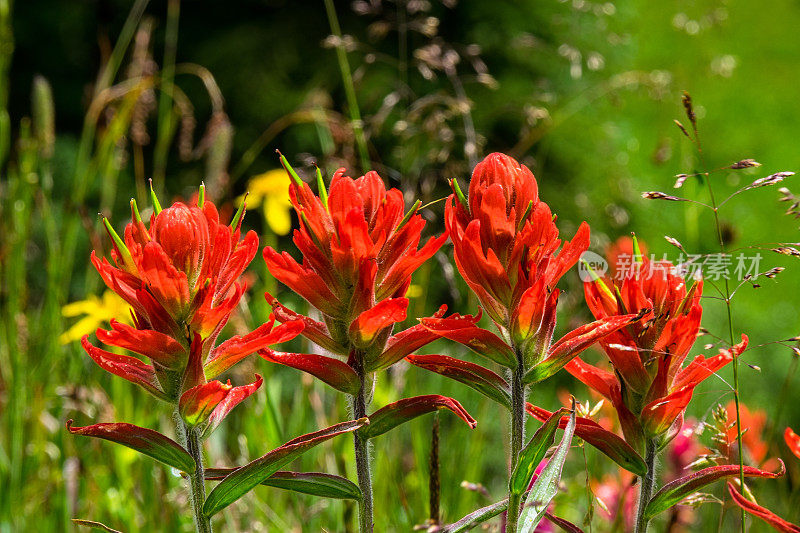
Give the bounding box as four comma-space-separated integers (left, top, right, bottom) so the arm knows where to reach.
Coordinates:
262, 161, 448, 372
565, 240, 747, 447
785, 427, 800, 460
262, 156, 475, 533
413, 153, 639, 377
84, 188, 304, 431
447, 153, 591, 345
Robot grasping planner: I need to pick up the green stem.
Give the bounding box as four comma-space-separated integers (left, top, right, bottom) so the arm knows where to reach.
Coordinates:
703, 165, 747, 532
180, 420, 212, 533
351, 362, 373, 533
322, 0, 370, 172
634, 439, 657, 533
506, 361, 526, 532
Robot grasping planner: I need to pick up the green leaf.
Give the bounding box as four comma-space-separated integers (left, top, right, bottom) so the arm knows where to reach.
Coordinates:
644, 460, 785, 520
526, 403, 646, 476
359, 395, 476, 441
440, 497, 511, 532
510, 408, 569, 495
517, 406, 576, 532
407, 354, 512, 409
206, 469, 361, 500
202, 418, 368, 517
66, 420, 194, 472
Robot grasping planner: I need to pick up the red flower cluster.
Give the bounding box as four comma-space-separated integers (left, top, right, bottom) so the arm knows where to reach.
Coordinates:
84, 189, 303, 434
566, 240, 747, 448
262, 162, 450, 380
412, 153, 640, 385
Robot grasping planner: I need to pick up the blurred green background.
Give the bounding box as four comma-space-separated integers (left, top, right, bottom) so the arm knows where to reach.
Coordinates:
2, 0, 800, 530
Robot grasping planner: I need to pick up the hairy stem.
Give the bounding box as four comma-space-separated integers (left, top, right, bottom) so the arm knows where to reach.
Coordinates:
634, 439, 658, 533
180, 420, 212, 533
352, 362, 374, 533
506, 361, 526, 532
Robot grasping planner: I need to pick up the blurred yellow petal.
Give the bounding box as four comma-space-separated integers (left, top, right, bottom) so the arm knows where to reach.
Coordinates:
59, 316, 103, 344
60, 291, 133, 345
245, 169, 293, 235
61, 295, 103, 317
265, 196, 293, 235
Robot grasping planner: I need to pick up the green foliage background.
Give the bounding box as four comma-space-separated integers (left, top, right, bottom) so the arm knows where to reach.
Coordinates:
2, 0, 800, 531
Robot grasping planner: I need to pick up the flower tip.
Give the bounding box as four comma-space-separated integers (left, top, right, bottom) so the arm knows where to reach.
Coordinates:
276, 150, 303, 187
148, 179, 163, 214
198, 183, 206, 208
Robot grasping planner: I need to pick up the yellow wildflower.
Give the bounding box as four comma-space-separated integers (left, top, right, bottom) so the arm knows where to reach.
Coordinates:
60, 291, 133, 344
241, 169, 293, 236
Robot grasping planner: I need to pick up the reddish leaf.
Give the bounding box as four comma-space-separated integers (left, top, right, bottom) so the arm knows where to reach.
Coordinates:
66, 420, 194, 472
368, 304, 448, 372
95, 319, 186, 369
526, 404, 646, 476
81, 336, 167, 400
178, 375, 263, 436
359, 395, 477, 440
545, 512, 585, 533
727, 482, 800, 532
644, 461, 785, 520
421, 315, 516, 368
349, 297, 408, 348
204, 317, 304, 378
266, 293, 347, 355
406, 354, 512, 408
259, 349, 360, 395
206, 469, 361, 500
524, 313, 641, 384
202, 375, 263, 438
202, 418, 368, 516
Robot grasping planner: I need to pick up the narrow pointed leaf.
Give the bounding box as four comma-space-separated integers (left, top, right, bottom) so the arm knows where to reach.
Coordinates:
206, 469, 361, 500
440, 497, 512, 532
525, 313, 642, 384
545, 513, 585, 533
510, 408, 570, 495
202, 418, 367, 517
72, 519, 123, 532
259, 349, 360, 395
644, 461, 785, 520
526, 404, 646, 476
66, 420, 195, 472
518, 407, 577, 532
407, 354, 512, 408
359, 395, 477, 441
727, 482, 800, 532
420, 317, 517, 368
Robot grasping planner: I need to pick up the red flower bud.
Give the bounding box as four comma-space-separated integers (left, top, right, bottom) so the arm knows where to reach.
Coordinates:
150, 203, 210, 284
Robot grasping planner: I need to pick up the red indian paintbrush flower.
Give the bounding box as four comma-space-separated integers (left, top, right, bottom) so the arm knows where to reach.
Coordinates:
83, 186, 303, 433
410, 153, 643, 532
565, 238, 747, 448
411, 153, 642, 386
262, 155, 476, 533
262, 157, 453, 377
